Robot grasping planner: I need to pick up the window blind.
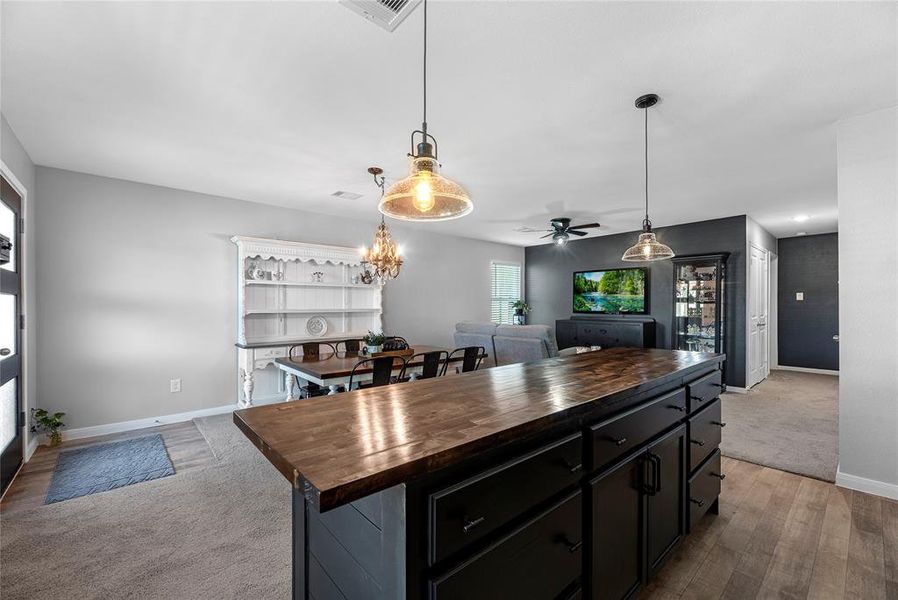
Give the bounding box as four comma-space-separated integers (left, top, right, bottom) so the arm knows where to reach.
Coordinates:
490, 262, 522, 325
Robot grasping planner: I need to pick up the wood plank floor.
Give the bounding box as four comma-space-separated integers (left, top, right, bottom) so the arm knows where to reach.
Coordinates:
0, 420, 216, 513
643, 456, 898, 600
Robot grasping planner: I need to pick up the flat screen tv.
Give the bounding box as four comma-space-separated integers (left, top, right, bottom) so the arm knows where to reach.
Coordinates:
573, 268, 647, 314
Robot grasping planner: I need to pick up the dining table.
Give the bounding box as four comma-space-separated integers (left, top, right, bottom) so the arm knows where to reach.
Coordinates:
274, 344, 487, 398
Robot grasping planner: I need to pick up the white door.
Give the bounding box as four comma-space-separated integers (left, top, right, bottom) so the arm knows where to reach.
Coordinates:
748, 243, 769, 387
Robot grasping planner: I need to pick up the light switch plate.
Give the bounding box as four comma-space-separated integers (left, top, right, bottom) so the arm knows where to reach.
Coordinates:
796, 292, 804, 301
170, 378, 182, 393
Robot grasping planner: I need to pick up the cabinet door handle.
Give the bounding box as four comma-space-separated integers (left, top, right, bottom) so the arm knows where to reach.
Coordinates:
712, 421, 727, 428
667, 405, 686, 412
462, 516, 485, 534
690, 498, 705, 507
711, 472, 726, 480
643, 455, 657, 495
691, 439, 705, 447
613, 437, 628, 447
650, 453, 662, 492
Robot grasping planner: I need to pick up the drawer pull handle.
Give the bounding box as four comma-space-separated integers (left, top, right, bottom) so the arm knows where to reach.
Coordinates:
691, 439, 706, 447
613, 437, 628, 447
566, 462, 583, 474
690, 395, 705, 402
712, 421, 727, 428
711, 383, 725, 388
566, 539, 583, 554
462, 516, 485, 534
667, 405, 686, 412
712, 472, 726, 480
690, 498, 705, 507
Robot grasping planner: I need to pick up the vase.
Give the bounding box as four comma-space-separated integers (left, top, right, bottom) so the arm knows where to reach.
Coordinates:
49, 431, 62, 447
366, 345, 383, 355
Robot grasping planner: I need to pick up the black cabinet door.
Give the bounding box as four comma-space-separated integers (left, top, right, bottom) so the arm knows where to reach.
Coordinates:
645, 424, 687, 576
556, 320, 579, 349
589, 452, 644, 600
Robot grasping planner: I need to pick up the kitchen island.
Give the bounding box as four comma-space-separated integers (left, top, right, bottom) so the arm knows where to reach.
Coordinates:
235, 347, 727, 600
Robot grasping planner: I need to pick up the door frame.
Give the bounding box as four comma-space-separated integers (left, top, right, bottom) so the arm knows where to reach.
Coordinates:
0, 159, 32, 485
745, 241, 772, 389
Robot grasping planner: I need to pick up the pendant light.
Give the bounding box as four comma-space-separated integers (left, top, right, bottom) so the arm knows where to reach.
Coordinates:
379, 0, 473, 222
622, 93, 675, 262
360, 167, 403, 282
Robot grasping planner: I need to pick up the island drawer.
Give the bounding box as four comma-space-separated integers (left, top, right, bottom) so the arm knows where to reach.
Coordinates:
688, 450, 722, 529
588, 388, 686, 471
428, 433, 582, 566
687, 370, 723, 412
688, 398, 723, 473
429, 490, 582, 600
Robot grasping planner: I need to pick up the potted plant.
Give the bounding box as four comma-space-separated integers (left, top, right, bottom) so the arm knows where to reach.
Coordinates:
512, 300, 531, 316
31, 408, 66, 447
363, 331, 386, 355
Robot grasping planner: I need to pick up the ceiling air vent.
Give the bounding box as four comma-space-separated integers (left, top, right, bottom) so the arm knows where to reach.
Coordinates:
340, 0, 422, 32
331, 191, 363, 200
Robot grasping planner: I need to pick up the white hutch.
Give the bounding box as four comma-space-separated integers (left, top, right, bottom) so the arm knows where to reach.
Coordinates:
232, 236, 383, 406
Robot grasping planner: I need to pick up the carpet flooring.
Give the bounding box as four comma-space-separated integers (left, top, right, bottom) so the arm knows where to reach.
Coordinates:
720, 370, 839, 482
0, 414, 291, 600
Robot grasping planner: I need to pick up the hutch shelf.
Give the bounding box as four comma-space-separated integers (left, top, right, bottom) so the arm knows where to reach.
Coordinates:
232, 236, 383, 406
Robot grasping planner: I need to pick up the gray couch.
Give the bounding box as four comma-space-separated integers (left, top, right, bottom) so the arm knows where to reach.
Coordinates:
454, 322, 569, 367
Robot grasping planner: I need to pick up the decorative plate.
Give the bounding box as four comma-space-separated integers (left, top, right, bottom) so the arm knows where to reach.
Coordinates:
306, 315, 328, 337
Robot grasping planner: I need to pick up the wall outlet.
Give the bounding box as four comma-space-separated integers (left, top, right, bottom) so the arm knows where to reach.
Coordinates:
170, 378, 182, 393
796, 292, 804, 301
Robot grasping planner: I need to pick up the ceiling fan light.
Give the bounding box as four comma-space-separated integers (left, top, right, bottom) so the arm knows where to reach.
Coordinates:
622, 231, 675, 262
554, 232, 569, 246
380, 157, 472, 221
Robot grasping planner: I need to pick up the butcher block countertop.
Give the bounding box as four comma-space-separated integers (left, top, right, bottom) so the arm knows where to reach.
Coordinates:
233, 347, 724, 511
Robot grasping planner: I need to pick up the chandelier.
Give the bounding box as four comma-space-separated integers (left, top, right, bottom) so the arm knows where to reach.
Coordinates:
361, 167, 403, 283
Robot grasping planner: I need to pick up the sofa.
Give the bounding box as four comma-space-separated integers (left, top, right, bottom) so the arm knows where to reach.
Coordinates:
454, 322, 586, 367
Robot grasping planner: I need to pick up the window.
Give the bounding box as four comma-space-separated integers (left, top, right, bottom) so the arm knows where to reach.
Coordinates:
490, 261, 522, 325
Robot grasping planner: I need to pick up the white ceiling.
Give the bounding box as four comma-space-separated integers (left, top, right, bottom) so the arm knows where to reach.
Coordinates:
2, 1, 895, 245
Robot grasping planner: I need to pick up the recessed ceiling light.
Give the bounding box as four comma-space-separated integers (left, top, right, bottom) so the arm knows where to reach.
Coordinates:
331, 191, 363, 200
792, 214, 810, 223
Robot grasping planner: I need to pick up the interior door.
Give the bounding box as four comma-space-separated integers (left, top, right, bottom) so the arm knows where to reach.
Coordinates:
748, 244, 769, 387
0, 175, 23, 495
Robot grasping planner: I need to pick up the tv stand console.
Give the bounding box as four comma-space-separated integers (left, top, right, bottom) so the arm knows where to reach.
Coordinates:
557, 315, 656, 349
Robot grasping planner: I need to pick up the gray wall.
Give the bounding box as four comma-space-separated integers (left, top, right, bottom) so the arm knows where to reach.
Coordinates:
34, 167, 523, 429
1, 114, 37, 452
525, 216, 748, 387
836, 106, 897, 492
777, 233, 839, 370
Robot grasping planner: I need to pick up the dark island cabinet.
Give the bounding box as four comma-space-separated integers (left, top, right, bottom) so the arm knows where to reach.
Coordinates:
589, 424, 687, 599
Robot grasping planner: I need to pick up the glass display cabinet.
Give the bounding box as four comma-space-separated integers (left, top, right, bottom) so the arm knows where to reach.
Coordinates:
673, 253, 729, 358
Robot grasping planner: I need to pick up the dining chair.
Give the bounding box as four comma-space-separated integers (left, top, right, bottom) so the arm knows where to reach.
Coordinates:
347, 356, 407, 391
444, 346, 486, 375
383, 335, 409, 350
334, 339, 363, 354
403, 350, 449, 381
289, 342, 336, 362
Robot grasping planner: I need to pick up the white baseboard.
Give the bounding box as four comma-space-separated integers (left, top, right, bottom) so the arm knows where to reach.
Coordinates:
61, 404, 238, 442
773, 365, 839, 376
723, 386, 748, 394
836, 467, 898, 501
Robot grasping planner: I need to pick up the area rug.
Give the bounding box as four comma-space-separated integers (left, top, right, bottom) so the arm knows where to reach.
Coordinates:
720, 369, 838, 482
45, 434, 175, 504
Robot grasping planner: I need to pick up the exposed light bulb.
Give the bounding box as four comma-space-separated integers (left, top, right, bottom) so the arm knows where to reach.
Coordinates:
413, 177, 435, 212
643, 243, 652, 257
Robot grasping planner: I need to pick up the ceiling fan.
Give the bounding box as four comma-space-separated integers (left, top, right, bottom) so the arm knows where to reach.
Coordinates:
534, 217, 601, 246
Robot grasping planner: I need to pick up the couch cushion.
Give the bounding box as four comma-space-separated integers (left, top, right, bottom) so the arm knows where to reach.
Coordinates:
494, 325, 559, 358
455, 321, 499, 335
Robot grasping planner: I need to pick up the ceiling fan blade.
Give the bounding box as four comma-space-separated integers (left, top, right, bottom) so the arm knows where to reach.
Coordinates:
540, 232, 554, 239
569, 223, 601, 230
568, 230, 588, 236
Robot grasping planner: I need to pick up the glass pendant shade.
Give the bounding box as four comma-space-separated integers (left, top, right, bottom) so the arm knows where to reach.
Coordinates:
379, 157, 473, 222
622, 231, 675, 262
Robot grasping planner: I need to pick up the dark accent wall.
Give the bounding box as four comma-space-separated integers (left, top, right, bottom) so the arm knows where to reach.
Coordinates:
525, 216, 747, 387
777, 233, 839, 371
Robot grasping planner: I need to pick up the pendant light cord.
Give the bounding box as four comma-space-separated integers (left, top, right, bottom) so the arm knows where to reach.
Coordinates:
644, 106, 650, 230
422, 0, 428, 134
